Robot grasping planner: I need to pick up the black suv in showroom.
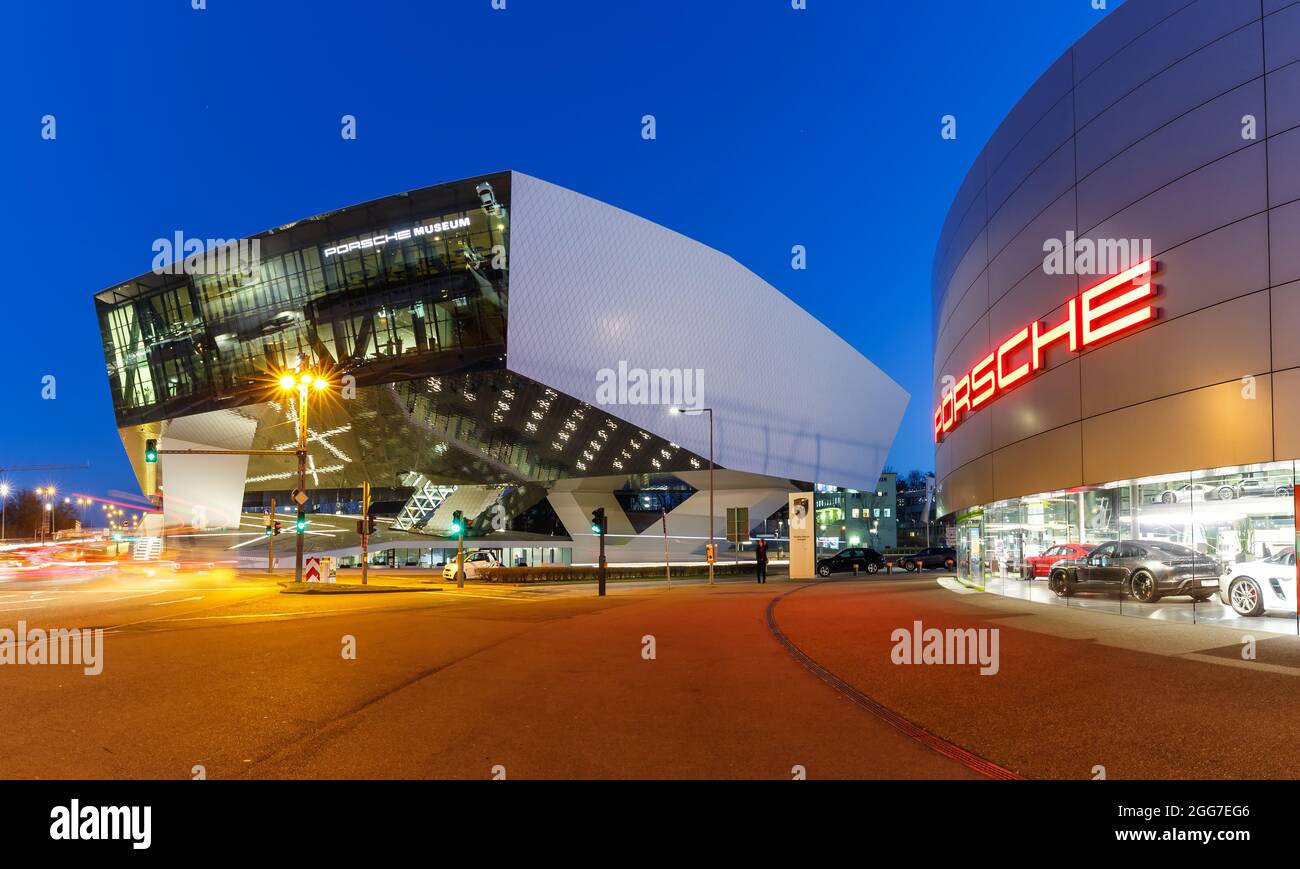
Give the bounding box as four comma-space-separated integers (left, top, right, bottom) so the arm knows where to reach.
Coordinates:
816, 547, 887, 576
900, 547, 957, 572
1048, 540, 1223, 603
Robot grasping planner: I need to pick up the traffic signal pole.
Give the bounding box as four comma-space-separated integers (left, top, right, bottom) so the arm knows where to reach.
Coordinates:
456, 533, 465, 589
267, 497, 275, 574
598, 515, 607, 597
361, 482, 370, 586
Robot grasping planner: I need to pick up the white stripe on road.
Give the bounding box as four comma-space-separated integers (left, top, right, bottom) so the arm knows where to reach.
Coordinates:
149, 596, 205, 606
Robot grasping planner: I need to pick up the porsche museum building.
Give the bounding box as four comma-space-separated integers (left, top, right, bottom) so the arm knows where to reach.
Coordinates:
96, 171, 906, 567
932, 0, 1300, 631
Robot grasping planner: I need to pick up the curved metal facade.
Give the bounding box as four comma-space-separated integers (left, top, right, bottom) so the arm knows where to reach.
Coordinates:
932, 0, 1300, 517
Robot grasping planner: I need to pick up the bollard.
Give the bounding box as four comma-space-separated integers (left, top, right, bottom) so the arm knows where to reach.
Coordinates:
886, 559, 893, 576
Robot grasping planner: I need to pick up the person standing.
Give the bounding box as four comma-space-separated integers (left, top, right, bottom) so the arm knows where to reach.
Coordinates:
755, 537, 768, 584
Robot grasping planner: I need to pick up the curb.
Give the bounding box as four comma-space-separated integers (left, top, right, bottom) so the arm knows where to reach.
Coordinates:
278, 582, 442, 595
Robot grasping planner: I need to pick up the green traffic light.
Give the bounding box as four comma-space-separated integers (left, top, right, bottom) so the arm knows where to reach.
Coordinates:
449, 522, 463, 536
296, 516, 307, 533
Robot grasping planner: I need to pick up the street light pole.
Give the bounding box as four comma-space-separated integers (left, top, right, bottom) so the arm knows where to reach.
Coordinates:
294, 378, 309, 585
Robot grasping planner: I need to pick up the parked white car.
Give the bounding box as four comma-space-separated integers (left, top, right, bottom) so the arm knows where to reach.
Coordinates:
441, 550, 500, 581
1218, 549, 1297, 617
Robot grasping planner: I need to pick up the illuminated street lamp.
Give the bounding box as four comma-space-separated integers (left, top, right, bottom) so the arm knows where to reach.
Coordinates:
275, 359, 334, 583
0, 482, 9, 540
669, 406, 715, 587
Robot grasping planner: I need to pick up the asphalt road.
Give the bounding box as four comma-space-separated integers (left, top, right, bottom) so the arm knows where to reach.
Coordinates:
1, 567, 1296, 779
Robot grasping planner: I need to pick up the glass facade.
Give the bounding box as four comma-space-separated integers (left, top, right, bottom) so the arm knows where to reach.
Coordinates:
96, 173, 512, 427
957, 461, 1299, 633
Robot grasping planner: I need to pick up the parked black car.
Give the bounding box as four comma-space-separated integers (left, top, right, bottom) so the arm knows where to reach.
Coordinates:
816, 547, 886, 577
1048, 540, 1223, 603
900, 547, 957, 572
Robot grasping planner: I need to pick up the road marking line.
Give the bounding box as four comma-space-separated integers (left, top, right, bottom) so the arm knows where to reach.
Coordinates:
92, 591, 174, 604
149, 596, 206, 606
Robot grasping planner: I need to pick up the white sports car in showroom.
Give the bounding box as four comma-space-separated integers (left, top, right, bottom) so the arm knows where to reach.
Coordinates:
1218, 549, 1297, 616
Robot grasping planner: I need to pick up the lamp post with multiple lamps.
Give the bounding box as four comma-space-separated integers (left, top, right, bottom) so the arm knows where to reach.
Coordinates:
145, 358, 328, 582
33, 486, 56, 541
669, 406, 715, 587
276, 363, 334, 584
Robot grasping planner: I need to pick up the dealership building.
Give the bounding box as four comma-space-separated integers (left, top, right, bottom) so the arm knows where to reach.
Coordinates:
932, 0, 1300, 629
96, 171, 906, 566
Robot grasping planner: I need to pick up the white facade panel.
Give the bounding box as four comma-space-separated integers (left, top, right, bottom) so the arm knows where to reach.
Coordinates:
507, 172, 908, 491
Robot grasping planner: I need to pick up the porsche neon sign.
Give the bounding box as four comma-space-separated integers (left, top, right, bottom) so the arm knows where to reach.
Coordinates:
935, 259, 1157, 443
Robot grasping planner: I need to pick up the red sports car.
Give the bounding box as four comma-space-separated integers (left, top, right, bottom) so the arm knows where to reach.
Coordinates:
1024, 543, 1096, 578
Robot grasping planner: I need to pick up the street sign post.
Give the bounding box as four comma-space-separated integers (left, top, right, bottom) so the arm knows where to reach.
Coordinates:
267, 497, 276, 574
726, 506, 749, 564
304, 557, 322, 584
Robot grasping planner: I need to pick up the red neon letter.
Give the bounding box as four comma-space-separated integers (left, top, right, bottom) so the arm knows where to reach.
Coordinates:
934, 403, 943, 442
942, 388, 955, 434
996, 326, 1031, 391
1031, 298, 1078, 371
951, 374, 971, 424
970, 351, 996, 409
1081, 260, 1155, 347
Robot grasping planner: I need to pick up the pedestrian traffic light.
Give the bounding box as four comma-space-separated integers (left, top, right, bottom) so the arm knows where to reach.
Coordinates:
449, 510, 464, 538
144, 439, 158, 463
274, 520, 282, 535
591, 507, 606, 536
295, 510, 307, 533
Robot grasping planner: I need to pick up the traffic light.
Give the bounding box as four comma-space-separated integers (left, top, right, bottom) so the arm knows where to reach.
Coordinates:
274, 521, 282, 535
367, 513, 377, 535
295, 510, 307, 533
265, 525, 273, 538
144, 439, 158, 463
591, 507, 606, 536
449, 510, 464, 538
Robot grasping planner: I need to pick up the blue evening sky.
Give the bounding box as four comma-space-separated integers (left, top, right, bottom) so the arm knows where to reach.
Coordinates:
4, 0, 1124, 499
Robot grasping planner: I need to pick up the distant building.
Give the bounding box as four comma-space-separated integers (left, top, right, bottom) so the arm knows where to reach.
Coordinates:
95, 171, 908, 566
896, 472, 941, 548
814, 473, 897, 552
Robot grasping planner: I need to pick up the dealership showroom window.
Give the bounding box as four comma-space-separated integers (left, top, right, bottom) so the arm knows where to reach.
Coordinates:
955, 464, 1299, 633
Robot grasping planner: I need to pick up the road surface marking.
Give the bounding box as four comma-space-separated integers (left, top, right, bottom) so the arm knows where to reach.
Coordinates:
149, 596, 206, 606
